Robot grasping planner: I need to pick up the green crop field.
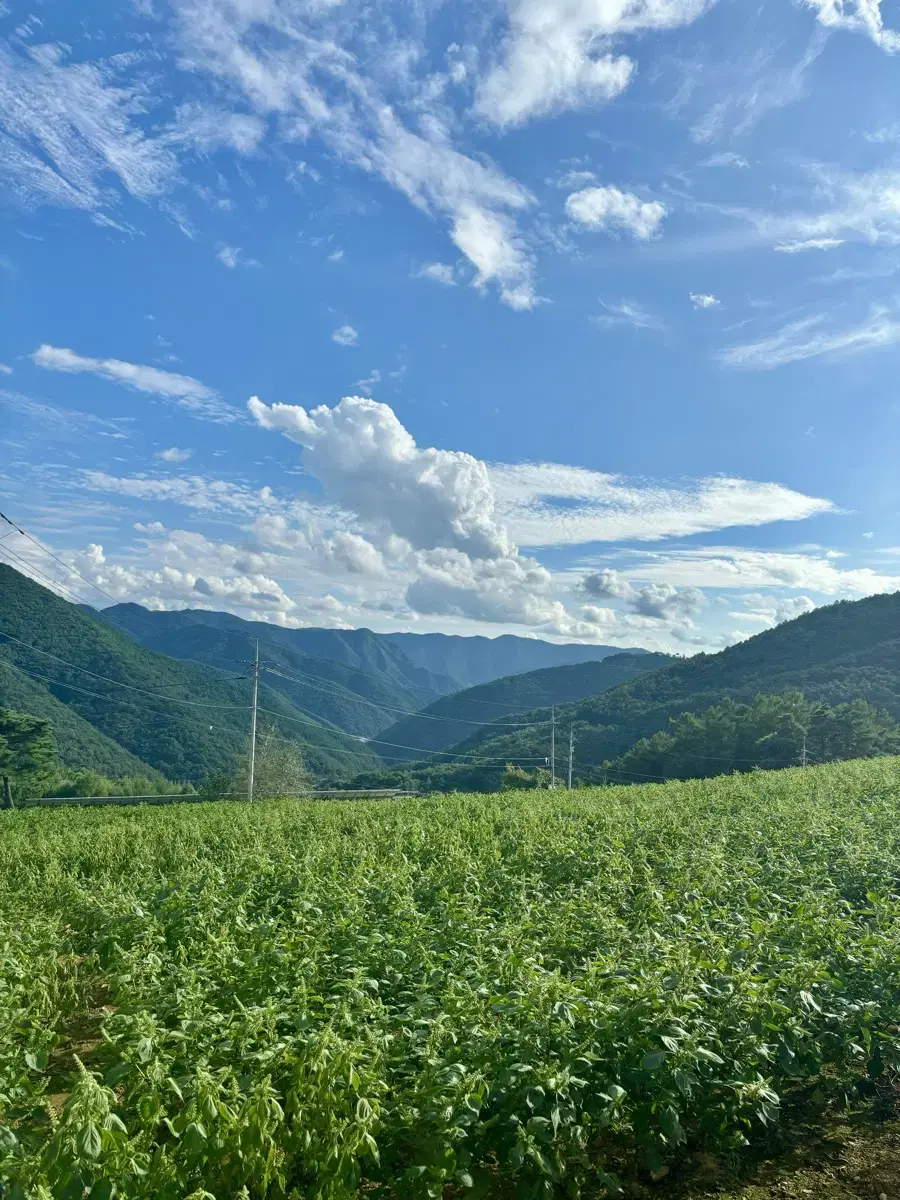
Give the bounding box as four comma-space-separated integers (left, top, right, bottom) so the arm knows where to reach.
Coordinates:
2, 758, 900, 1199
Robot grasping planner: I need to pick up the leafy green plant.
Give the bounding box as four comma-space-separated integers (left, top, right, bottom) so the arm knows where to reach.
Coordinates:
2, 756, 900, 1196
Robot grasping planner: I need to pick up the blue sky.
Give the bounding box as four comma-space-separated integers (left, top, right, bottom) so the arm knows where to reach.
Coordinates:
1, 0, 899, 651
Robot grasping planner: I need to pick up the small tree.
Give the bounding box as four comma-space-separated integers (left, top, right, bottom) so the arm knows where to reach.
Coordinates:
236, 726, 313, 800
0, 707, 56, 809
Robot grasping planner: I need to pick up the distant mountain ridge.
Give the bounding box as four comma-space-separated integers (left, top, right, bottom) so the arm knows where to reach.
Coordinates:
379, 652, 673, 760
385, 630, 638, 689
451, 590, 900, 774
0, 567, 380, 782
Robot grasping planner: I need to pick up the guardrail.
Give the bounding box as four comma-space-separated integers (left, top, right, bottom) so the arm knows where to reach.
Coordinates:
19, 789, 421, 809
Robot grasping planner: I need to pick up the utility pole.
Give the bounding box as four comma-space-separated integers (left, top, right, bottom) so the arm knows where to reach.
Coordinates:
550, 706, 556, 789
800, 732, 808, 769
567, 725, 574, 791
248, 639, 259, 801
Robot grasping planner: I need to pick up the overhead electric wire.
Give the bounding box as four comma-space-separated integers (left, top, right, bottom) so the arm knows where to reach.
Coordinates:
0, 632, 251, 711
261, 664, 539, 727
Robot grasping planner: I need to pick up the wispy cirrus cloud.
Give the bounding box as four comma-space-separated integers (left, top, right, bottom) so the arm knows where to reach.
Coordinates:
489, 463, 834, 547
803, 0, 900, 51
593, 299, 667, 335
0, 42, 178, 213
719, 307, 900, 370
31, 344, 241, 422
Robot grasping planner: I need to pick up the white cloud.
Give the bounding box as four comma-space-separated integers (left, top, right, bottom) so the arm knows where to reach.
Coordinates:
701, 152, 749, 168
331, 325, 359, 347
31, 344, 241, 422
489, 462, 835, 546
583, 569, 705, 617
0, 363, 12, 374
167, 101, 266, 155
737, 592, 817, 627
155, 446, 194, 463
353, 368, 381, 396
134, 520, 166, 534
249, 394, 513, 560
720, 307, 900, 370
608, 545, 900, 596
774, 237, 844, 254
216, 244, 259, 268
749, 165, 900, 251
0, 41, 178, 213
0, 389, 132, 439
594, 299, 667, 334
415, 262, 456, 286
79, 470, 271, 515
565, 186, 667, 239
475, 0, 711, 127
172, 0, 539, 309
803, 0, 900, 51
689, 291, 719, 308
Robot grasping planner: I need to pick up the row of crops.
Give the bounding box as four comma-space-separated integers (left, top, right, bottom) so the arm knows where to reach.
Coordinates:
2, 757, 900, 1197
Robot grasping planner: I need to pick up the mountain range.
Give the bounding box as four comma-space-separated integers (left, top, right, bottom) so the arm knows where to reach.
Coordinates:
0, 567, 639, 783
408, 589, 900, 788
3, 562, 898, 795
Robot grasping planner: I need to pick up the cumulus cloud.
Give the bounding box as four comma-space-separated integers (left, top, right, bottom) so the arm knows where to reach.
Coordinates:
737, 592, 817, 626
565, 186, 667, 239
331, 325, 358, 347
248, 394, 512, 559
31, 344, 240, 422
582, 568, 706, 621
689, 291, 719, 308
155, 446, 193, 463
475, 0, 711, 127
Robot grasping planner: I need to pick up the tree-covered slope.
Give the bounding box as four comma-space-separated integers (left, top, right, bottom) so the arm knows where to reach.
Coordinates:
385, 630, 640, 689
453, 591, 900, 772
90, 605, 440, 738
0, 656, 160, 779
99, 606, 456, 699
379, 652, 673, 760
0, 567, 380, 782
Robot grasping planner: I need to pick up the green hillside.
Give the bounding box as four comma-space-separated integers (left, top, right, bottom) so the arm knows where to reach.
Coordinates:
0, 567, 380, 782
385, 629, 638, 688
98, 606, 456, 699
453, 590, 900, 773
378, 651, 673, 760
90, 605, 442, 738
0, 656, 160, 779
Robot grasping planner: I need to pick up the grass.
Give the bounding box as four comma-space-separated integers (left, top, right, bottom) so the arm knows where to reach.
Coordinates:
2, 756, 900, 1198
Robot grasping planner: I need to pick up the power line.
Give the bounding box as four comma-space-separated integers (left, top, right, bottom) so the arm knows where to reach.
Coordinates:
262, 663, 539, 727
0, 511, 579, 714
0, 631, 251, 711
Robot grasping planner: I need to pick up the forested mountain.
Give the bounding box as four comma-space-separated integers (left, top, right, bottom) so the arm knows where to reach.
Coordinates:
91, 605, 444, 738
348, 590, 900, 791
0, 655, 159, 779
0, 567, 380, 782
450, 591, 900, 774
385, 631, 636, 689
97, 605, 456, 700
379, 652, 673, 759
